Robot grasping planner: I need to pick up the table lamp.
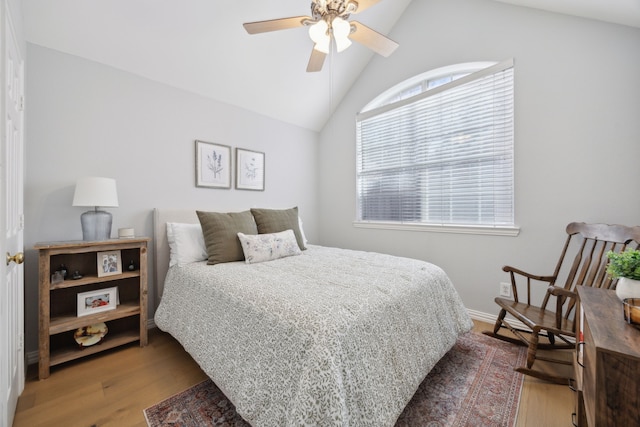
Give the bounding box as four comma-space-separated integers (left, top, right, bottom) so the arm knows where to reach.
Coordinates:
72, 177, 119, 241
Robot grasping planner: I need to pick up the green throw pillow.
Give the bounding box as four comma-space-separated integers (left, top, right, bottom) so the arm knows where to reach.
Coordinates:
196, 210, 257, 264
250, 207, 306, 250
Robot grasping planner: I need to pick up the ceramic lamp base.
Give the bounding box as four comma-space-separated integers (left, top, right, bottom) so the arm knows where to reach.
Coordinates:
80, 210, 113, 241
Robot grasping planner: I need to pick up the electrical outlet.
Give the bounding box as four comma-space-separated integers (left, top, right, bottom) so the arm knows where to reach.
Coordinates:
499, 282, 511, 298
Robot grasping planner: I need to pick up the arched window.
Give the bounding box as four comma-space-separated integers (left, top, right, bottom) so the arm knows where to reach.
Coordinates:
355, 59, 516, 233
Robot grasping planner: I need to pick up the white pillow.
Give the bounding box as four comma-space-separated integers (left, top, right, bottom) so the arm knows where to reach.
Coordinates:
166, 222, 208, 267
298, 217, 308, 246
237, 229, 302, 264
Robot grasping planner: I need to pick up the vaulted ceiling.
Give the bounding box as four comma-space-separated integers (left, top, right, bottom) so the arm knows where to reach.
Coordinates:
21, 0, 640, 132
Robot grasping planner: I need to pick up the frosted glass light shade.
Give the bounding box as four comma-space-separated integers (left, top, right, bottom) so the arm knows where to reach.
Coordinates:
313, 40, 330, 54
308, 20, 328, 44
309, 20, 330, 53
332, 17, 352, 52
72, 177, 118, 241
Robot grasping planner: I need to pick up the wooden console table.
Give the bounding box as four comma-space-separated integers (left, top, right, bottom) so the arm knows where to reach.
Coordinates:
575, 286, 640, 426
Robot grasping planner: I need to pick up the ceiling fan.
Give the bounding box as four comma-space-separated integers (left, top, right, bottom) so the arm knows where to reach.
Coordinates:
243, 0, 399, 72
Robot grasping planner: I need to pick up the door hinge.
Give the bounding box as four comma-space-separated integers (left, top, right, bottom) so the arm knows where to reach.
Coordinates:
18, 95, 24, 112
19, 213, 24, 230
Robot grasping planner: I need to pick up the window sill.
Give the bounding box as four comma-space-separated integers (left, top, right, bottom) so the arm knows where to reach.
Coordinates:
352, 221, 520, 237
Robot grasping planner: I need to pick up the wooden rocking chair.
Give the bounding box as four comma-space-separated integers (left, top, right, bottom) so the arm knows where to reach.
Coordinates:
483, 222, 640, 384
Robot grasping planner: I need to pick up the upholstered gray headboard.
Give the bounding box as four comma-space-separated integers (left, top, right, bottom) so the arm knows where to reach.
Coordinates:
152, 208, 200, 306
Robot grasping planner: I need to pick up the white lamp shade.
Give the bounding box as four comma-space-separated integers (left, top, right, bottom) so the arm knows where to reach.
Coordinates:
72, 177, 119, 208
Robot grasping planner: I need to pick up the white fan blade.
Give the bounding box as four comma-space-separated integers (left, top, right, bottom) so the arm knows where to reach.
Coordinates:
350, 21, 398, 57
243, 16, 311, 34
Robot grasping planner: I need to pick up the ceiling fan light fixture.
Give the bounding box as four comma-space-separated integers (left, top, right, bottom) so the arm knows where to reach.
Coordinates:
309, 19, 330, 53
332, 17, 352, 52
308, 20, 329, 44
335, 36, 352, 53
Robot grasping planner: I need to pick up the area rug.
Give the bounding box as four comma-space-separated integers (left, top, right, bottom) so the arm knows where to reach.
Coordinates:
144, 332, 526, 427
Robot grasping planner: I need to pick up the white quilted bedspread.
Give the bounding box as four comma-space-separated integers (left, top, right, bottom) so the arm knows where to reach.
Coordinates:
154, 245, 473, 427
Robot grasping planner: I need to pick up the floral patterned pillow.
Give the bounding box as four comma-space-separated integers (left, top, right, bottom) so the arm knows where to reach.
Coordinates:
237, 229, 302, 264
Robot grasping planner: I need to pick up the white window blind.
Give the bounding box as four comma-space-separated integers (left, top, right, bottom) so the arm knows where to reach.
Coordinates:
356, 59, 514, 227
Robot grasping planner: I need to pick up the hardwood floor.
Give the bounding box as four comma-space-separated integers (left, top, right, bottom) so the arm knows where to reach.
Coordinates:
13, 321, 574, 427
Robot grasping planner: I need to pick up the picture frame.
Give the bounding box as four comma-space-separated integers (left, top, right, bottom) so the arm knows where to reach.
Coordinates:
77, 287, 118, 317
236, 148, 265, 191
195, 140, 232, 189
97, 250, 122, 277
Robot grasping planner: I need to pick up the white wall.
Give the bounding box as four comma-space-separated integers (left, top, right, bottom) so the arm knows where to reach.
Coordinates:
22, 0, 640, 356
24, 44, 319, 353
318, 0, 640, 318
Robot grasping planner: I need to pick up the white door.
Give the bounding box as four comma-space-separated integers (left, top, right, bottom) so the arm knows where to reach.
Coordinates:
0, 4, 25, 427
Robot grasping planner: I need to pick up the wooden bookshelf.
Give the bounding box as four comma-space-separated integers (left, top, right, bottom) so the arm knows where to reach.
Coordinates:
35, 237, 149, 379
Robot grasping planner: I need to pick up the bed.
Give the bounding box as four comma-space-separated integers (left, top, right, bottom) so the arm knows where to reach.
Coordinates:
152, 208, 473, 427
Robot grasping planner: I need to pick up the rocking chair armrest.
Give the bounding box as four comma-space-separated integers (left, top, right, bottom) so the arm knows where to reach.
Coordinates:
502, 265, 556, 282
547, 286, 576, 299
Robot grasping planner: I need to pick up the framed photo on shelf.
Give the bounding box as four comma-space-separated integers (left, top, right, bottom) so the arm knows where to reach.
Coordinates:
236, 148, 265, 191
77, 287, 118, 317
195, 140, 232, 189
97, 250, 122, 277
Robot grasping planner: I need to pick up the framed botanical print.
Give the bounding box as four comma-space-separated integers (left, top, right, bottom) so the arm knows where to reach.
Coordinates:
195, 140, 232, 189
235, 148, 265, 191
